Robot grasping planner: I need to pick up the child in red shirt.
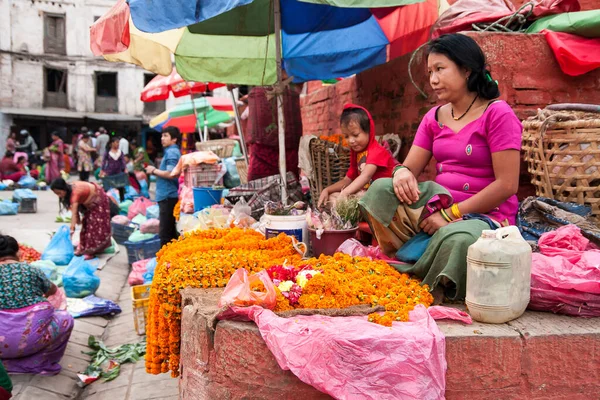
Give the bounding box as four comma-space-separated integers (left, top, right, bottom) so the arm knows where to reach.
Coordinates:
318, 104, 398, 207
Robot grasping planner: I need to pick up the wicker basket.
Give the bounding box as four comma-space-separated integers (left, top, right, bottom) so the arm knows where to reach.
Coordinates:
131, 284, 151, 336
235, 158, 248, 184
183, 163, 222, 188
308, 138, 351, 207
195, 139, 238, 159
522, 107, 600, 219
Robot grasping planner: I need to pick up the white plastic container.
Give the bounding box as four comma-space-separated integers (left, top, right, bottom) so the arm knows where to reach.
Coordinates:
466, 226, 532, 324
263, 214, 308, 243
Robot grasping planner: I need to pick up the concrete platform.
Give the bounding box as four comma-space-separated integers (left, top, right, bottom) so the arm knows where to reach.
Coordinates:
179, 288, 600, 400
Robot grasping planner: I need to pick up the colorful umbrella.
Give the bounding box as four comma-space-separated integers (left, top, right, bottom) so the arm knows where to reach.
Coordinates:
150, 98, 234, 133
91, 0, 446, 201
141, 68, 225, 102
90, 0, 443, 84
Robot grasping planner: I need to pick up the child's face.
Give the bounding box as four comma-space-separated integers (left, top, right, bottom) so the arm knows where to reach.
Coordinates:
342, 120, 370, 153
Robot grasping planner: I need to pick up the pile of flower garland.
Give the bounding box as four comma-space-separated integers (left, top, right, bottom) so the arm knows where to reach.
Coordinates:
147, 228, 433, 377
268, 254, 433, 326
146, 228, 302, 377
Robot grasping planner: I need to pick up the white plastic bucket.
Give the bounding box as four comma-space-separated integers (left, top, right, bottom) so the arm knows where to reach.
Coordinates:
264, 214, 308, 243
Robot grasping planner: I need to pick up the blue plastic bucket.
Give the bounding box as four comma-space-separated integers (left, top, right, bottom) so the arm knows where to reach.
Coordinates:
193, 187, 223, 212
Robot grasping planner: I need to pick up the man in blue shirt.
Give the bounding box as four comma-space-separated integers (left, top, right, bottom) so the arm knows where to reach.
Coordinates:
145, 127, 181, 246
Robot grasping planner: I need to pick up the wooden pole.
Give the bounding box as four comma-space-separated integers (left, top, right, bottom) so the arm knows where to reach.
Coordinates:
274, 0, 287, 204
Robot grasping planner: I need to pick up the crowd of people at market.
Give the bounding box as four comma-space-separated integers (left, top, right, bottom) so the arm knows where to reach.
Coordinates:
1, 32, 598, 399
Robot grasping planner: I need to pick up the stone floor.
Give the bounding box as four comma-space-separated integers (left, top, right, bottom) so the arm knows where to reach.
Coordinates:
3, 190, 178, 400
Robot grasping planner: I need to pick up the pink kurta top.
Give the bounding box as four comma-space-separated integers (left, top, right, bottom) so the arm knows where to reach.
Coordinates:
412, 100, 523, 225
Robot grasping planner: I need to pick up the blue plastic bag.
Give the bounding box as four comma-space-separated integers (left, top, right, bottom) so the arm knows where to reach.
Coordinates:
13, 189, 37, 201
107, 188, 120, 204
41, 225, 75, 265
63, 256, 101, 298
146, 204, 159, 220
66, 295, 121, 318
124, 185, 139, 201
0, 182, 7, 190
142, 257, 157, 284
0, 200, 18, 215
31, 260, 58, 281
139, 179, 150, 199
223, 157, 241, 188
18, 174, 36, 189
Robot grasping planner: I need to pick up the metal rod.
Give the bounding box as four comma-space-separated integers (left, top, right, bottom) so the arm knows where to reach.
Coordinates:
229, 89, 249, 164
190, 94, 202, 142
273, 0, 287, 204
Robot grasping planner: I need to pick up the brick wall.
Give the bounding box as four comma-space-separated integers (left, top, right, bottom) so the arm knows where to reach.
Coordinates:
300, 32, 600, 192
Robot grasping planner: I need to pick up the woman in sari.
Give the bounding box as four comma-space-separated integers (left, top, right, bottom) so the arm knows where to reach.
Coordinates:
100, 137, 128, 202
359, 34, 522, 302
45, 131, 64, 184
0, 235, 74, 375
50, 178, 112, 257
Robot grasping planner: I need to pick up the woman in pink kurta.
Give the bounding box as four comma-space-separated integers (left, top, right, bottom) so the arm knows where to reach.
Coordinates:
413, 100, 522, 225
359, 33, 522, 301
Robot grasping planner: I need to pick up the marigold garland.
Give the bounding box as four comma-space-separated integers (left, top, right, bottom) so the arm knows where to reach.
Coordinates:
146, 229, 433, 378
272, 254, 433, 326
145, 228, 301, 377
173, 200, 181, 221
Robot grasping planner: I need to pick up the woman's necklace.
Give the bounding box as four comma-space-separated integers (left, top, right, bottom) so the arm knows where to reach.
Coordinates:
451, 95, 479, 121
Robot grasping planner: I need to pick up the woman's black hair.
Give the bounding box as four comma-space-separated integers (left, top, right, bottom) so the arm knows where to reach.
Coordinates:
0, 235, 20, 259
340, 108, 371, 134
106, 136, 120, 152
427, 34, 500, 100
50, 178, 72, 212
50, 131, 60, 139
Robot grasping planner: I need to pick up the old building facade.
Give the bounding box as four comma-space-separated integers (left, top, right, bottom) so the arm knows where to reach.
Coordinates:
0, 0, 165, 153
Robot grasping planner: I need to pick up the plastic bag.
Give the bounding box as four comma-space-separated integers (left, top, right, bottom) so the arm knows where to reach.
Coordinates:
128, 259, 150, 286
111, 215, 130, 225
143, 258, 157, 284
218, 268, 277, 309
18, 174, 36, 189
146, 204, 159, 220
140, 219, 160, 234
432, 0, 514, 38
0, 200, 19, 215
131, 214, 148, 225
180, 185, 195, 214
336, 238, 396, 262
226, 198, 257, 228
128, 230, 156, 243
47, 288, 68, 311
223, 157, 241, 188
66, 295, 122, 318
107, 188, 120, 204
221, 304, 446, 399
0, 182, 7, 190
127, 197, 155, 220
139, 179, 150, 199
31, 260, 58, 280
119, 200, 133, 215
124, 185, 139, 201
13, 189, 36, 201
41, 225, 75, 266
63, 256, 101, 298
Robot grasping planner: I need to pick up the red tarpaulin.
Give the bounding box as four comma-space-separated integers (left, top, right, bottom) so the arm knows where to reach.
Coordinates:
543, 29, 600, 76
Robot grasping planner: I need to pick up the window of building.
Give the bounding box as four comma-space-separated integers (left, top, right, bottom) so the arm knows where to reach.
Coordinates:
44, 67, 68, 108
94, 16, 101, 22
143, 73, 166, 115
95, 72, 118, 113
44, 14, 66, 55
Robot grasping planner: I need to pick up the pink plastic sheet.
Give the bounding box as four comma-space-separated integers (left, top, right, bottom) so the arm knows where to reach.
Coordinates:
128, 259, 150, 286
225, 304, 446, 400
530, 224, 600, 317
127, 197, 155, 220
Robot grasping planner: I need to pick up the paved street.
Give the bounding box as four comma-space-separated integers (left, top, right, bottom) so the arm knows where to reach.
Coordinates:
2, 190, 178, 400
